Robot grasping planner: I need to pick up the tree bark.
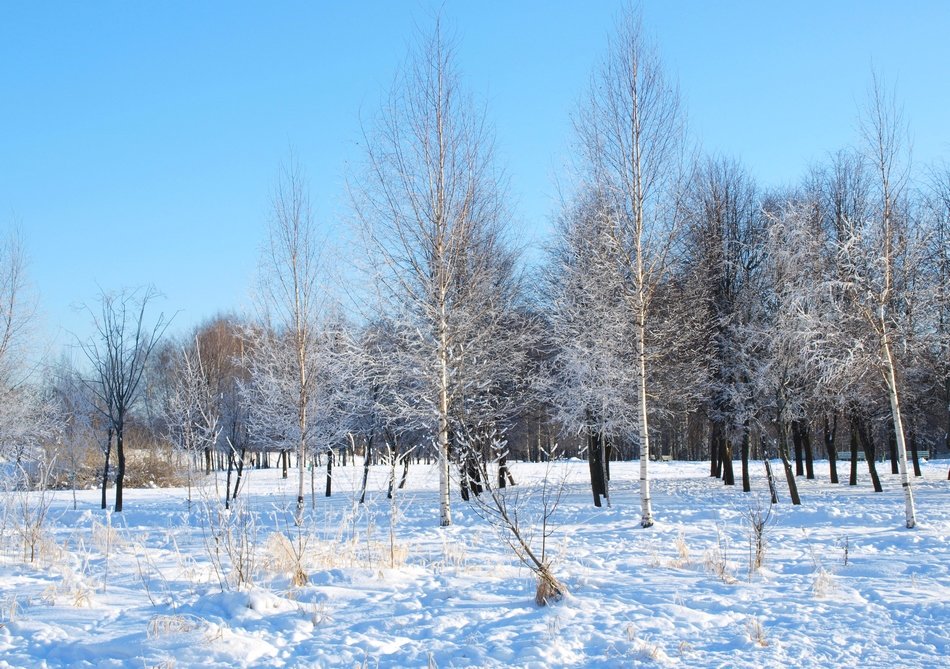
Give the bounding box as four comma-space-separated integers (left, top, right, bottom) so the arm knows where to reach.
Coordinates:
856, 416, 883, 493
792, 420, 804, 477
764, 457, 778, 504
888, 427, 899, 475
721, 438, 735, 486
909, 429, 922, 477
710, 422, 722, 478
777, 422, 801, 505
586, 422, 608, 507
740, 426, 751, 492
101, 427, 113, 510
359, 433, 372, 505
849, 423, 859, 486
824, 414, 839, 484
802, 421, 815, 480
115, 428, 125, 513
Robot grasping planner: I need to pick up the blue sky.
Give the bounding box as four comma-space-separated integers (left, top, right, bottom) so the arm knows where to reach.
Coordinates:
2, 1, 949, 358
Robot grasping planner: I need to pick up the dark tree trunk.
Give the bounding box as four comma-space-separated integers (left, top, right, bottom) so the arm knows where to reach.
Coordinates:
802, 421, 815, 480
709, 421, 720, 477
233, 448, 246, 501
325, 448, 333, 497
849, 424, 859, 486
824, 414, 839, 484
204, 447, 212, 475
115, 428, 126, 513
224, 451, 234, 510
740, 426, 751, 492
792, 420, 804, 477
281, 450, 289, 479
399, 445, 410, 489
498, 454, 509, 489
101, 427, 113, 510
856, 416, 883, 493
909, 429, 922, 477
764, 457, 779, 504
359, 433, 373, 504
587, 425, 608, 507
778, 422, 801, 505
722, 438, 735, 486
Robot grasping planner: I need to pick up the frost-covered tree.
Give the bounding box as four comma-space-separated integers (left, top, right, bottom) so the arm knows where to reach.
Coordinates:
837, 77, 919, 527
352, 21, 520, 527
572, 9, 687, 526
544, 190, 638, 507
683, 157, 765, 490
251, 160, 326, 525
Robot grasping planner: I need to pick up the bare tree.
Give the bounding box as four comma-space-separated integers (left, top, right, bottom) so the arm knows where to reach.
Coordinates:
251, 160, 325, 525
850, 76, 917, 527
79, 287, 169, 512
574, 9, 687, 527
352, 20, 516, 527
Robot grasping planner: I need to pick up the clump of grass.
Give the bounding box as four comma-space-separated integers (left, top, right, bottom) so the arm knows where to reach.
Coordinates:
146, 614, 204, 639
746, 616, 769, 647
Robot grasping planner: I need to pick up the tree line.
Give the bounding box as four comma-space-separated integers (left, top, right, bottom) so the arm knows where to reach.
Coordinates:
2, 12, 949, 530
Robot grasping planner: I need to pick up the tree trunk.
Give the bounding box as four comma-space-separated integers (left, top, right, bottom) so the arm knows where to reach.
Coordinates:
115, 428, 125, 513
233, 448, 246, 502
740, 426, 751, 492
722, 438, 735, 486
224, 451, 234, 510
882, 336, 916, 527
498, 453, 509, 489
101, 427, 113, 510
637, 316, 653, 527
281, 449, 288, 479
710, 422, 722, 478
792, 420, 804, 477
586, 423, 608, 507
764, 457, 778, 504
849, 423, 859, 486
325, 448, 333, 497
824, 414, 839, 485
777, 422, 801, 505
856, 416, 883, 493
909, 429, 922, 478
802, 422, 815, 480
399, 453, 410, 489
888, 427, 899, 475
359, 433, 372, 505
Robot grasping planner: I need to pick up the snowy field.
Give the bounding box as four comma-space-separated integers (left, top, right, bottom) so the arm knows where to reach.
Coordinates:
0, 459, 948, 668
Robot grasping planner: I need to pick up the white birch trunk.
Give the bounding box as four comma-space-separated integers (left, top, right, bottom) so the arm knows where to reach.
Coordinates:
438, 307, 452, 527
637, 315, 654, 527
882, 330, 916, 528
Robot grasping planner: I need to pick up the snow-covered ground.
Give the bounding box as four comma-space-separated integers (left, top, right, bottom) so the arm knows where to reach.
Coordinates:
0, 458, 947, 668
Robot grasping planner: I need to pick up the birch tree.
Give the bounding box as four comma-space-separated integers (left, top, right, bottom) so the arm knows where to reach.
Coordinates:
251, 162, 325, 524
352, 21, 516, 527
825, 78, 919, 526
574, 9, 686, 527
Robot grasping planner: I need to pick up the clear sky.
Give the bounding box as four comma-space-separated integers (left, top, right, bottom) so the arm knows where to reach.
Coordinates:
2, 1, 949, 360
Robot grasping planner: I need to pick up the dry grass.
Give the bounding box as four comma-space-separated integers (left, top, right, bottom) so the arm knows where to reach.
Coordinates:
812, 567, 835, 598
670, 532, 691, 568
746, 616, 769, 647
146, 614, 205, 639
